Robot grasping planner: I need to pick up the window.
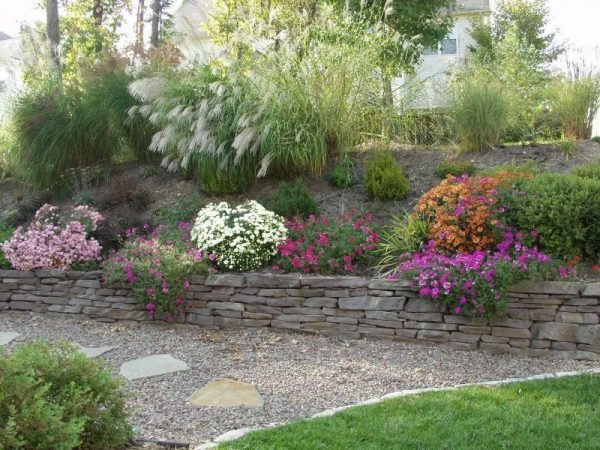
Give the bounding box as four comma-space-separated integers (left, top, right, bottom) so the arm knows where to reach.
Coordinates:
441, 38, 457, 55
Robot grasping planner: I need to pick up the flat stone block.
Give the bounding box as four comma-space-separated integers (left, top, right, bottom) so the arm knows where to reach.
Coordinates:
275, 314, 325, 323
120, 354, 190, 380
405, 298, 444, 313
576, 325, 600, 345
323, 308, 364, 318
0, 332, 20, 346
449, 332, 481, 343
73, 279, 101, 289
358, 319, 404, 329
286, 289, 324, 297
556, 312, 599, 324
204, 274, 246, 287
301, 277, 368, 289
303, 297, 337, 308
505, 308, 556, 321
581, 284, 600, 297
257, 289, 288, 297
492, 327, 532, 339
509, 281, 580, 295
404, 322, 457, 331
207, 302, 244, 311
459, 326, 491, 334
266, 297, 303, 307
339, 296, 404, 311
230, 294, 268, 305
399, 312, 443, 322
73, 343, 115, 358
246, 274, 300, 288
533, 322, 579, 341
490, 317, 532, 329
189, 379, 263, 408
416, 330, 450, 342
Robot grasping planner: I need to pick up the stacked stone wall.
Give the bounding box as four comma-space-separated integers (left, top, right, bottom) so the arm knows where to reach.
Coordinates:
1, 270, 599, 360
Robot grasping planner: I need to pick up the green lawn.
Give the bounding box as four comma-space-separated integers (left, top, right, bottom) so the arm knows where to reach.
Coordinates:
220, 374, 600, 450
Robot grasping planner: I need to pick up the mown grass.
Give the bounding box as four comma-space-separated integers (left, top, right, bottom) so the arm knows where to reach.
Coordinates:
220, 374, 600, 450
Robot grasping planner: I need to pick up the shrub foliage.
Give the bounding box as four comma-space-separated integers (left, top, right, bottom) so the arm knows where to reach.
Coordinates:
0, 340, 132, 450
363, 152, 410, 201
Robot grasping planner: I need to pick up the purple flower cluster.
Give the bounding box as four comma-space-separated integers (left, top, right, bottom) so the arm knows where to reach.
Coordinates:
392, 231, 568, 317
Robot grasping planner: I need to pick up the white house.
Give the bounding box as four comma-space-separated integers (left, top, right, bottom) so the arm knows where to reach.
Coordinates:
0, 31, 21, 119
394, 0, 491, 109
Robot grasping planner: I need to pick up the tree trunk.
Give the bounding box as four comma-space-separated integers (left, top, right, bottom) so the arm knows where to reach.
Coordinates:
92, 0, 104, 53
381, 73, 394, 138
135, 0, 145, 55
46, 0, 61, 80
150, 0, 161, 47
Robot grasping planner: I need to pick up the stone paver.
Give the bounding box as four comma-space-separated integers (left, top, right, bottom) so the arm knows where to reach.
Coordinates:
189, 378, 264, 409
0, 332, 20, 346
120, 354, 190, 380
73, 343, 115, 358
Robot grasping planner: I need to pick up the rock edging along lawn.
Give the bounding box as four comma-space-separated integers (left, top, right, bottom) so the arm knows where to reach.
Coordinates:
1, 270, 600, 360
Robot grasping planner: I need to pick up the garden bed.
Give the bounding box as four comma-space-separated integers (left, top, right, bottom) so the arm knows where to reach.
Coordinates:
2, 269, 600, 360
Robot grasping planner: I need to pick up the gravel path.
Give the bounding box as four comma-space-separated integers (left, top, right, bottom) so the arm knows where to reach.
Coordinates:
2, 311, 599, 447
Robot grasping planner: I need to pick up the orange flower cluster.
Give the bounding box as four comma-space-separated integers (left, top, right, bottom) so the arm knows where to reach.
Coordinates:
415, 173, 528, 253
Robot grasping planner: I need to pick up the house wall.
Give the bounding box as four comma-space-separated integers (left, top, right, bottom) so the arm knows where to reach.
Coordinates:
2, 269, 600, 361
394, 13, 488, 109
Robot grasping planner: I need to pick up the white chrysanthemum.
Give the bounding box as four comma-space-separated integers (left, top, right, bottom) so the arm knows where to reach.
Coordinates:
191, 200, 287, 271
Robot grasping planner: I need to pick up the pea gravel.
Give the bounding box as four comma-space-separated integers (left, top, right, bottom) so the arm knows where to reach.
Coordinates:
1, 311, 598, 447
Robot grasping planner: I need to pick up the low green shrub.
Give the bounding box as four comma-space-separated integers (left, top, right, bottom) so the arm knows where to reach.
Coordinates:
572, 159, 600, 180
501, 173, 600, 260
477, 161, 540, 177
328, 156, 356, 188
266, 181, 319, 219
0, 340, 132, 449
592, 136, 600, 144
451, 78, 509, 152
0, 221, 14, 269
435, 160, 476, 178
363, 152, 410, 201
375, 213, 428, 276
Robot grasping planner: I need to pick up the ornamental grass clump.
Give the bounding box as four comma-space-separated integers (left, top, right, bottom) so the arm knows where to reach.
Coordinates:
276, 212, 379, 274
1, 204, 103, 271
191, 200, 287, 271
107, 223, 207, 317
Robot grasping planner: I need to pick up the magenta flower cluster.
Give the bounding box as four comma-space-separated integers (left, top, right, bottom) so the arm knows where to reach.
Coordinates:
275, 212, 379, 274
0, 204, 103, 271
108, 222, 207, 317
392, 230, 568, 317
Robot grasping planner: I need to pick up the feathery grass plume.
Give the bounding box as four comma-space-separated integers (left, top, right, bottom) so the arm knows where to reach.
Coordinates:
451, 77, 508, 152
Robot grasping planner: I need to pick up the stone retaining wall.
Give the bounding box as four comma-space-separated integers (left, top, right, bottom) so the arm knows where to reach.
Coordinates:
1, 270, 600, 360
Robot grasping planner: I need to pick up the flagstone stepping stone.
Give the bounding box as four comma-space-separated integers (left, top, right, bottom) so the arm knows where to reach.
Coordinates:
119, 354, 190, 380
0, 332, 20, 346
189, 378, 264, 409
72, 343, 115, 358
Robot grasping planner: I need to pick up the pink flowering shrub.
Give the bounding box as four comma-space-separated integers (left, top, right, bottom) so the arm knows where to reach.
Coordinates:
106, 223, 207, 316
0, 204, 103, 271
275, 212, 379, 274
393, 230, 569, 318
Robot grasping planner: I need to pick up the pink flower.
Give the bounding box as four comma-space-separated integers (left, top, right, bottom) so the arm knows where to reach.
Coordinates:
146, 303, 155, 313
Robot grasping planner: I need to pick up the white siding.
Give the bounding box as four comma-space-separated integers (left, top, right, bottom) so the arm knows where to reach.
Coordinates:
393, 14, 488, 109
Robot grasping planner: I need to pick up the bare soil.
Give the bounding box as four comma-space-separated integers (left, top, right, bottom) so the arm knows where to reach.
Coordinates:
2, 140, 600, 231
